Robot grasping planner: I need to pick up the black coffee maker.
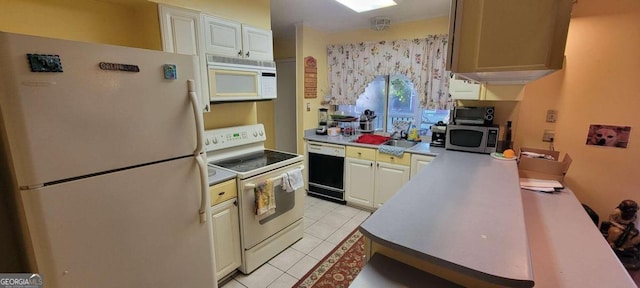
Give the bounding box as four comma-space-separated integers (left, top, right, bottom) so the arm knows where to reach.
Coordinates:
430, 121, 447, 147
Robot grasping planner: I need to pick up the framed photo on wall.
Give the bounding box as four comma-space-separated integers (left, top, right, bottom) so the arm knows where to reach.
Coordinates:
585, 124, 632, 148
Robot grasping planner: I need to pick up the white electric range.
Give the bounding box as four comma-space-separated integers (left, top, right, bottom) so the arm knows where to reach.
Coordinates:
204, 124, 305, 274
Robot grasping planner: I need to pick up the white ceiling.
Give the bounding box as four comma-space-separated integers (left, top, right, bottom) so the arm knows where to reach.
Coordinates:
270, 0, 451, 39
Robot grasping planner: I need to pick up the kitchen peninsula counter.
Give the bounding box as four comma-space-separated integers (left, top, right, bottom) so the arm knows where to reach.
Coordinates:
357, 149, 636, 287
359, 150, 534, 287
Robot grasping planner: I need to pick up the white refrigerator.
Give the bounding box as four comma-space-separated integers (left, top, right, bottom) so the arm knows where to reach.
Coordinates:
0, 32, 216, 287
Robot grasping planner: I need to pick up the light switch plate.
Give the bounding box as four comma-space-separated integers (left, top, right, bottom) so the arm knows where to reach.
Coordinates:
543, 130, 555, 142
546, 110, 557, 123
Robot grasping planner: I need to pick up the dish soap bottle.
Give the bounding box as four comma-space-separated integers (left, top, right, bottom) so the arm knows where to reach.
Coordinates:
407, 126, 418, 141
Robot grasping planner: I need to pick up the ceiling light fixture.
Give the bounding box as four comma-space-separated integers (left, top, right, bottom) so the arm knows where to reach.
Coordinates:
370, 16, 391, 31
335, 0, 397, 13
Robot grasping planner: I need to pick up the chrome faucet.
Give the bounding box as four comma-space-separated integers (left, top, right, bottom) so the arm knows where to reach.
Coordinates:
390, 130, 408, 140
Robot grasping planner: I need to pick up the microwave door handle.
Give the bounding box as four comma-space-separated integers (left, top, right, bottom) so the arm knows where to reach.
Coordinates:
188, 80, 204, 155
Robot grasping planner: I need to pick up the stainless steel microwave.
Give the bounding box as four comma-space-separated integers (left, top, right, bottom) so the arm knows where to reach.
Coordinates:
445, 125, 499, 154
206, 55, 276, 102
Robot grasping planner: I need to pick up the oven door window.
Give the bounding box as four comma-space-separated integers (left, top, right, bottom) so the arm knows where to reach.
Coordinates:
308, 153, 344, 189
450, 129, 484, 147
258, 184, 295, 225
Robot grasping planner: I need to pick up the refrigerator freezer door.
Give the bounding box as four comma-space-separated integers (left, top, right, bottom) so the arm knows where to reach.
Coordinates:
0, 32, 204, 187
20, 156, 216, 288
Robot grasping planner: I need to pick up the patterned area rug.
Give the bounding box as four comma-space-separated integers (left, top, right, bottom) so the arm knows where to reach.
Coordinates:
293, 229, 365, 288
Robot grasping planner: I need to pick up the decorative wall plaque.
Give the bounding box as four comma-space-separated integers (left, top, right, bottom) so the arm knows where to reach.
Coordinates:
304, 56, 317, 98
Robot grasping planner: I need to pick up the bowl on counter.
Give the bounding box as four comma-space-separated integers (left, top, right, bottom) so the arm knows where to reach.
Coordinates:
327, 127, 341, 136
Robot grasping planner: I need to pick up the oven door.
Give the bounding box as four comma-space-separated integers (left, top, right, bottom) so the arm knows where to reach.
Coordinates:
238, 163, 305, 249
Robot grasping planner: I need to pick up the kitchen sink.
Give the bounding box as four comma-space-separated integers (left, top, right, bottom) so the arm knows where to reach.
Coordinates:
383, 139, 418, 149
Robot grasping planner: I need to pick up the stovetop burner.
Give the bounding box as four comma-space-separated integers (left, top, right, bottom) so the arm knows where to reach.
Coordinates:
211, 150, 299, 173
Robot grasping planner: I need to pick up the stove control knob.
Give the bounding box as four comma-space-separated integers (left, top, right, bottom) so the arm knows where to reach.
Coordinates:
253, 131, 258, 137
212, 137, 218, 144
259, 131, 264, 136
205, 139, 210, 145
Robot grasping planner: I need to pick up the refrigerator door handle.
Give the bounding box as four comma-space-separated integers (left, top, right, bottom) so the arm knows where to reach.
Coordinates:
188, 79, 204, 155
189, 79, 208, 223
195, 154, 208, 223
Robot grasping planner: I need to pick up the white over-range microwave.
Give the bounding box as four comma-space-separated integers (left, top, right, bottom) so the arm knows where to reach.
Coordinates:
206, 55, 276, 102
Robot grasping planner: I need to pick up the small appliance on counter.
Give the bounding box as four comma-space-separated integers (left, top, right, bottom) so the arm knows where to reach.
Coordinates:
430, 121, 447, 147
453, 106, 494, 126
359, 109, 377, 133
316, 107, 329, 135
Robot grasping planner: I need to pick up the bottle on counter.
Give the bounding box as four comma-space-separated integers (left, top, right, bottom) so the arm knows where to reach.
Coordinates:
407, 125, 418, 141
502, 121, 512, 152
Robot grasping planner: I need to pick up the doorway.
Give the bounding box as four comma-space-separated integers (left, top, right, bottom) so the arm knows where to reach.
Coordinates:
274, 59, 297, 153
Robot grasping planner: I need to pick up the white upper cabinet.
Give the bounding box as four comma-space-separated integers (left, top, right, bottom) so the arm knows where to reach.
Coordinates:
447, 0, 573, 84
449, 73, 525, 101
449, 73, 481, 100
158, 4, 210, 112
159, 5, 200, 56
203, 15, 273, 61
203, 16, 242, 58
241, 26, 273, 61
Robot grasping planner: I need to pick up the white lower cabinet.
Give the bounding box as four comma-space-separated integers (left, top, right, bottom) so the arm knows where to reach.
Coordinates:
344, 147, 410, 209
374, 162, 410, 208
211, 198, 241, 280
345, 158, 375, 207
210, 178, 240, 280
410, 154, 436, 179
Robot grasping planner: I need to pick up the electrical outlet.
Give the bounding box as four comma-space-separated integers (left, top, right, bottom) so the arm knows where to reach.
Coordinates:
543, 130, 555, 142
546, 110, 557, 123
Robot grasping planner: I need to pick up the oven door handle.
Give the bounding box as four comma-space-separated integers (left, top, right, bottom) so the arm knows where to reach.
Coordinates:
195, 154, 208, 223
188, 79, 204, 155
244, 165, 305, 190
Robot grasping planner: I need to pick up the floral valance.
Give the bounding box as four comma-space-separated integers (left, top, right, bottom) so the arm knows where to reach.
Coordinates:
327, 35, 451, 110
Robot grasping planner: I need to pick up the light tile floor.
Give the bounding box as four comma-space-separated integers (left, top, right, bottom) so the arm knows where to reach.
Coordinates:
221, 195, 371, 288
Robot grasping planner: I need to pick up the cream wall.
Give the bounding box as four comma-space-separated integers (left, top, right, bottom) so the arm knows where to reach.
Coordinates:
0, 0, 160, 49
516, 0, 640, 219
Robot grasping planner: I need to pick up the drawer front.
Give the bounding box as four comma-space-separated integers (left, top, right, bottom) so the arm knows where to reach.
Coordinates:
346, 146, 376, 161
375, 151, 411, 166
210, 179, 238, 206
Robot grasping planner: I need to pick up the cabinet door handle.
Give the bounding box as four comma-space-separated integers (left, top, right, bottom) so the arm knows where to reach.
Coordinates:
377, 163, 379, 168
390, 156, 394, 160
357, 152, 362, 156
234, 200, 238, 206
238, 50, 243, 57
246, 51, 250, 57
370, 162, 373, 167
218, 191, 226, 196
